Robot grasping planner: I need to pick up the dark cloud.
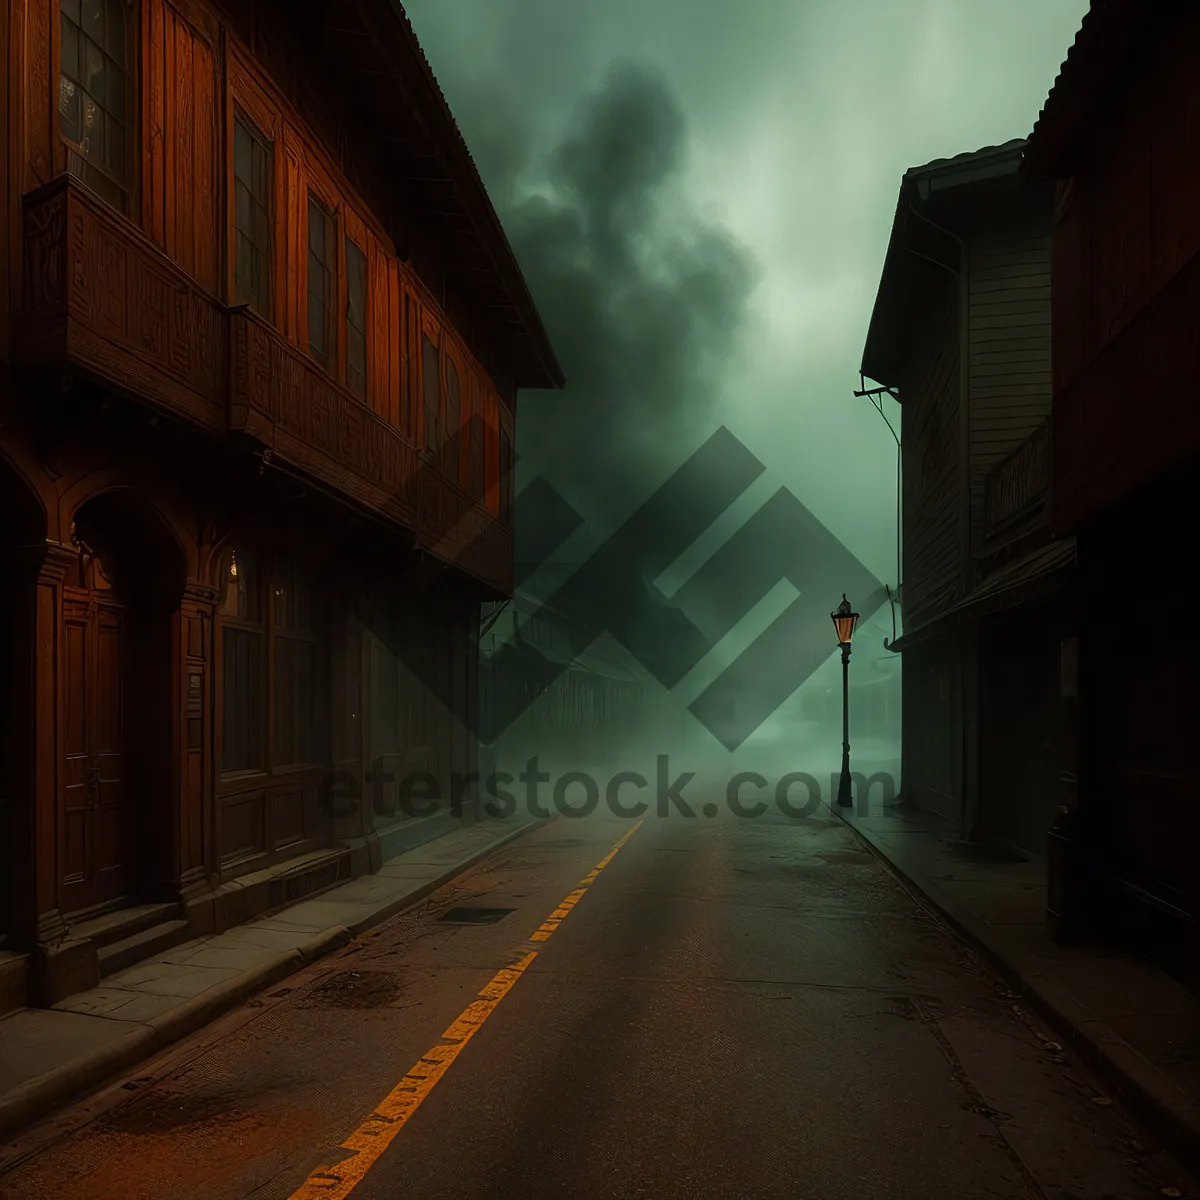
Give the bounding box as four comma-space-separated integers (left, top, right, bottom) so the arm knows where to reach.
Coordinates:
456, 64, 760, 545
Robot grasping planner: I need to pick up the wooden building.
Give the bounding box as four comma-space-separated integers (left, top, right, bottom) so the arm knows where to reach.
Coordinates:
0, 0, 562, 1010
1023, 0, 1200, 981
862, 140, 1076, 858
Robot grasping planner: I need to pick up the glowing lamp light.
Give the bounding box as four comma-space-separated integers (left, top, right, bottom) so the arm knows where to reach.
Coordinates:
831, 594, 860, 646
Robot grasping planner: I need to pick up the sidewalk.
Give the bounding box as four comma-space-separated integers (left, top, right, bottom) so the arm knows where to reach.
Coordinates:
838, 798, 1200, 1167
0, 813, 547, 1144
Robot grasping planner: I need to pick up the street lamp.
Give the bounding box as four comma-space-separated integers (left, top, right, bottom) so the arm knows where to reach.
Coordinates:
831, 594, 860, 808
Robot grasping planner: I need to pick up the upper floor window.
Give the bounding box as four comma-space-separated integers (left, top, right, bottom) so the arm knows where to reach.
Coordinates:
468, 380, 485, 496
500, 423, 514, 525
234, 112, 274, 317
345, 237, 368, 400
307, 193, 335, 364
60, 0, 132, 211
422, 332, 440, 455
444, 355, 461, 480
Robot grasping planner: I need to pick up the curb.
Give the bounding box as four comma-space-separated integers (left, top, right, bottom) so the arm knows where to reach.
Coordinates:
0, 817, 547, 1146
836, 807, 1200, 1171
343, 815, 555, 937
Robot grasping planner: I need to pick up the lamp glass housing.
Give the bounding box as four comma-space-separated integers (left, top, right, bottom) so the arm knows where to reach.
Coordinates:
831, 595, 860, 646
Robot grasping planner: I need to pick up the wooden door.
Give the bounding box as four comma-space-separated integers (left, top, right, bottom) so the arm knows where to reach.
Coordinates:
61, 553, 131, 915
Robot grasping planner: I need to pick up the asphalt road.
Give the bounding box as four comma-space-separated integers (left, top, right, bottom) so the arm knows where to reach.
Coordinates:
0, 805, 1195, 1200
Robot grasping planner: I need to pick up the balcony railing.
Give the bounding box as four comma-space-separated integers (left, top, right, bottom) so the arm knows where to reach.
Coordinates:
984, 419, 1051, 540
19, 174, 227, 433
18, 175, 513, 594
229, 306, 420, 527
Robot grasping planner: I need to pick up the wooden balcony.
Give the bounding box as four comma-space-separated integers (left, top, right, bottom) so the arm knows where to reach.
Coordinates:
18, 175, 227, 434
417, 469, 514, 594
229, 306, 419, 528
17, 176, 516, 595
984, 419, 1051, 542
229, 311, 511, 592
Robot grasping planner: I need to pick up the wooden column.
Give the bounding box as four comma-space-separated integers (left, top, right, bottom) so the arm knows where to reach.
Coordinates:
23, 542, 100, 1003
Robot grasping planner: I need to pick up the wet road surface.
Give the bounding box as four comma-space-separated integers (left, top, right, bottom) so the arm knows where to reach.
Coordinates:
0, 806, 1195, 1200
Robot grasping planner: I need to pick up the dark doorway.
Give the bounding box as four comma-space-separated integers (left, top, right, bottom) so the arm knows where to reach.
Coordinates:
978, 603, 1060, 859
61, 491, 185, 917
0, 457, 47, 948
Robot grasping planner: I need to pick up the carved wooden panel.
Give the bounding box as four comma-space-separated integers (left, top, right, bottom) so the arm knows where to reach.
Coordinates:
231, 308, 419, 525
26, 0, 53, 187
23, 186, 68, 320
18, 178, 227, 431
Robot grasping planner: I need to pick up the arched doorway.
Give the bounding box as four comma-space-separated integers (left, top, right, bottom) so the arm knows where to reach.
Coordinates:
0, 457, 47, 949
61, 491, 186, 917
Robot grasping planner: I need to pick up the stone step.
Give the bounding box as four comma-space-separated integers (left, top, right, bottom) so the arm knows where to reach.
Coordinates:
0, 952, 29, 1017
98, 919, 191, 979
70, 902, 182, 950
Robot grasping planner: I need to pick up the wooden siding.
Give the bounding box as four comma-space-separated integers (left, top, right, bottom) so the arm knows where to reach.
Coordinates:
967, 225, 1053, 552
144, 0, 221, 296
1053, 5, 1200, 391
902, 300, 961, 631
8, 0, 503, 514
1051, 6, 1200, 530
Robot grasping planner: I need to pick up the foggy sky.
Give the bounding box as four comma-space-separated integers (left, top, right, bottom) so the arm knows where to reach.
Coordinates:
405, 0, 1087, 632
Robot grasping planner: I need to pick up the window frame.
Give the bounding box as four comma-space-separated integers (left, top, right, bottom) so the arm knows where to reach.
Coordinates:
306, 189, 337, 367
467, 371, 485, 497
217, 546, 329, 780
443, 341, 465, 483
232, 107, 276, 320
344, 233, 369, 402
217, 546, 267, 777
271, 558, 326, 772
420, 314, 442, 459
499, 410, 514, 527
58, 0, 139, 213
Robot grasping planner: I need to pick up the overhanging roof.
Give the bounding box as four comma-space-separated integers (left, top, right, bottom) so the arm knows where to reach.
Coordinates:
887, 537, 1076, 652
280, 0, 564, 391
1022, 0, 1170, 182
860, 140, 1029, 393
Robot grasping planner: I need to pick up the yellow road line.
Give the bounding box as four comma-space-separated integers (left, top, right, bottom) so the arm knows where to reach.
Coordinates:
289, 819, 643, 1199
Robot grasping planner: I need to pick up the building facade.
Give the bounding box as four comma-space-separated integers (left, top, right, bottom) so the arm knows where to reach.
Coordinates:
861, 140, 1075, 859
0, 0, 561, 1009
1023, 0, 1200, 981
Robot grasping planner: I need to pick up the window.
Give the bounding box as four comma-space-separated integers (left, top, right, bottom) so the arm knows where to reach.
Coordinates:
273, 561, 323, 768
220, 548, 265, 773
60, 0, 132, 210
468, 378, 485, 496
234, 113, 274, 315
345, 237, 367, 400
400, 292, 413, 435
422, 332, 440, 454
219, 549, 328, 775
500, 422, 513, 525
444, 354, 461, 480
307, 193, 335, 364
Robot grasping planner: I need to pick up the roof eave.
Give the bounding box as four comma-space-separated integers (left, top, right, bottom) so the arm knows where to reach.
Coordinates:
385, 1, 565, 391
861, 141, 1029, 393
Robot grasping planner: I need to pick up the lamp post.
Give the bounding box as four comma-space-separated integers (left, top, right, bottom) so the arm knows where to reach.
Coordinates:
831, 594, 860, 808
